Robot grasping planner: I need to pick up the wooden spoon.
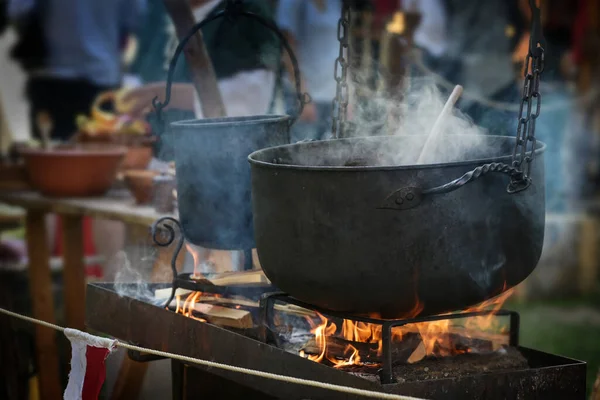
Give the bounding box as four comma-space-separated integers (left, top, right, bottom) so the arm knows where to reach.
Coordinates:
416, 85, 463, 165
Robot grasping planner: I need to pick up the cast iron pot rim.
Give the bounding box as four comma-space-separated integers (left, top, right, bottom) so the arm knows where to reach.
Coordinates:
248, 135, 547, 172
170, 114, 290, 128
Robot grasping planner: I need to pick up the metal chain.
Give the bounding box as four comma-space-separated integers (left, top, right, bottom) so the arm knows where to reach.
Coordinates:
331, 1, 351, 139
509, 0, 545, 192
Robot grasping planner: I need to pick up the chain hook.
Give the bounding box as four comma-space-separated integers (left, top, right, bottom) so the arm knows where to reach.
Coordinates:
509, 0, 545, 193
330, 0, 352, 139
528, 0, 545, 58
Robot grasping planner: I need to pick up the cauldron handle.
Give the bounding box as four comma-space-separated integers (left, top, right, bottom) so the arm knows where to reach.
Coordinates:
379, 162, 528, 211
153, 3, 309, 127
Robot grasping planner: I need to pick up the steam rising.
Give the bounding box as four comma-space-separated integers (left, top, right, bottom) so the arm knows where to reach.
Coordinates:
113, 250, 164, 305
353, 77, 491, 165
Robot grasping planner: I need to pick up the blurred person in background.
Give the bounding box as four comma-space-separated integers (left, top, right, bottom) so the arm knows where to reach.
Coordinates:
276, 0, 342, 142
6, 0, 145, 282
8, 0, 146, 141
405, 0, 527, 136
122, 0, 279, 161
409, 0, 581, 212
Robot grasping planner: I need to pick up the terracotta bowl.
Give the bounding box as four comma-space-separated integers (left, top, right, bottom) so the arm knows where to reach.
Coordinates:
122, 145, 153, 170
78, 133, 156, 170
123, 169, 160, 205
21, 145, 127, 197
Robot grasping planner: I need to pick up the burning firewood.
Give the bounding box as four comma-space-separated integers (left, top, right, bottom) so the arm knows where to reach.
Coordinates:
168, 300, 253, 329
154, 287, 192, 299
153, 271, 271, 300
302, 332, 422, 365
208, 270, 270, 286
165, 295, 315, 319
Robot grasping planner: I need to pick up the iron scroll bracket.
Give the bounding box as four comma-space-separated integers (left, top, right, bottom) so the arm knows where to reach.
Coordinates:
153, 3, 310, 130
379, 162, 526, 211
151, 217, 185, 309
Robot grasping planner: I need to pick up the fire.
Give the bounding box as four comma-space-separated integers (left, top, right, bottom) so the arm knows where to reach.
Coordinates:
186, 243, 205, 280
301, 287, 514, 368
175, 292, 207, 323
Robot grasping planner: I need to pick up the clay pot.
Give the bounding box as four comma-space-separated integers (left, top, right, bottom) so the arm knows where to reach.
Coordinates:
77, 134, 156, 170
123, 169, 160, 205
122, 145, 153, 170
21, 145, 126, 197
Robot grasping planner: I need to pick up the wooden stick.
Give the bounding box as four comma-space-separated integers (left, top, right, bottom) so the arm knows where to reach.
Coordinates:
167, 300, 253, 329
162, 0, 226, 118
157, 290, 316, 318
209, 270, 270, 286
416, 85, 463, 164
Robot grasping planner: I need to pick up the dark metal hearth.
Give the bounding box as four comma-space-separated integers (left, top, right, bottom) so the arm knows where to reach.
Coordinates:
86, 283, 586, 400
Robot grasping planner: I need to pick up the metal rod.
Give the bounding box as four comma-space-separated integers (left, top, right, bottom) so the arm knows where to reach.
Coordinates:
509, 311, 520, 346
380, 323, 395, 384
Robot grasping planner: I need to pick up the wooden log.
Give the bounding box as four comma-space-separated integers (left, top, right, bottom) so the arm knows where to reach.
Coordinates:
62, 215, 86, 331
154, 287, 193, 299
162, 0, 226, 118
152, 270, 270, 299
160, 292, 315, 318
302, 332, 422, 364
302, 336, 379, 362
407, 342, 426, 364
168, 300, 253, 329
437, 334, 493, 354
25, 211, 62, 398
209, 270, 270, 286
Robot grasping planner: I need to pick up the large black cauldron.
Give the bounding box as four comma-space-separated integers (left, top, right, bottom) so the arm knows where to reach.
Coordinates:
249, 135, 545, 318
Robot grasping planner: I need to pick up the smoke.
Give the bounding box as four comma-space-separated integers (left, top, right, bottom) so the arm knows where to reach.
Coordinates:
113, 250, 167, 305
274, 75, 495, 170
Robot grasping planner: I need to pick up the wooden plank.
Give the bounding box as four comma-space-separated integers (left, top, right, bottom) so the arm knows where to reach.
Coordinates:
183, 295, 316, 318
25, 211, 62, 398
62, 215, 86, 331
154, 287, 192, 299
162, 0, 226, 118
0, 191, 172, 227
209, 270, 270, 286
168, 299, 253, 329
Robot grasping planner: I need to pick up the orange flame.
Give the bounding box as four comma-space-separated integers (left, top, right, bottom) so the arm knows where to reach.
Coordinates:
302, 287, 514, 368
185, 243, 205, 280
176, 291, 207, 323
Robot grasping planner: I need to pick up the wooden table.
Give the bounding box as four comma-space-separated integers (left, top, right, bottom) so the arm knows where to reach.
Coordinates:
0, 190, 174, 398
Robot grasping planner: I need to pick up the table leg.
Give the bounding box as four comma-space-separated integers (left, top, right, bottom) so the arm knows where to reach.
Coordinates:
62, 215, 86, 331
25, 211, 62, 398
